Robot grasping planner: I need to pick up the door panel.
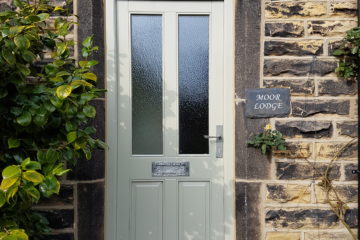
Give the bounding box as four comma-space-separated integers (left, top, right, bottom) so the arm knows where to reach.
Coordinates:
116, 1, 224, 239
179, 182, 210, 240
131, 182, 163, 240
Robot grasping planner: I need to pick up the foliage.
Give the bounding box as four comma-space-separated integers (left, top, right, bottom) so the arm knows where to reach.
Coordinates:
333, 27, 360, 82
247, 124, 286, 155
0, 0, 105, 238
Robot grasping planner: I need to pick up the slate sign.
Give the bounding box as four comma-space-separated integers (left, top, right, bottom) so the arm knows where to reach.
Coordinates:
245, 88, 290, 118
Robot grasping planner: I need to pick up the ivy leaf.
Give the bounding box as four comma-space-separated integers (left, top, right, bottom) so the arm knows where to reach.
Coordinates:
2, 48, 15, 65
16, 63, 31, 76
37, 13, 50, 21
22, 170, 44, 184
56, 42, 67, 56
8, 229, 28, 240
67, 131, 77, 143
25, 186, 40, 202
1, 165, 21, 190
82, 72, 97, 81
14, 35, 30, 49
49, 96, 63, 108
21, 158, 41, 170
16, 112, 32, 126
56, 85, 72, 100
83, 105, 96, 118
82, 36, 93, 48
39, 176, 60, 197
8, 137, 21, 149
9, 26, 25, 35
22, 50, 37, 62
0, 190, 5, 207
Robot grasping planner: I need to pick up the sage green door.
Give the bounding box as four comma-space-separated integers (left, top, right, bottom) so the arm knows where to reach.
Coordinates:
116, 1, 225, 239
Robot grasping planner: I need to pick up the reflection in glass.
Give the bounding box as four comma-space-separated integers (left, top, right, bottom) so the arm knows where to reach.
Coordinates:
131, 15, 163, 155
178, 15, 209, 154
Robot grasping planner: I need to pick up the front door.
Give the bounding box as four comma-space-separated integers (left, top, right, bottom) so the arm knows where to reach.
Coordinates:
116, 1, 225, 239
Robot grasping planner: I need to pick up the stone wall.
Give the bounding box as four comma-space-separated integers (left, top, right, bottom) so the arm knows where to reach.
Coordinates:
236, 0, 358, 239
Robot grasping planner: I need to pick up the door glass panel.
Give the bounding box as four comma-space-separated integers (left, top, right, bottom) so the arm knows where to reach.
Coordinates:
131, 15, 163, 155
178, 15, 209, 154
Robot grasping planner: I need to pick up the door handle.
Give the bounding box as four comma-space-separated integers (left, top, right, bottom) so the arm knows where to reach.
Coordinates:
204, 125, 223, 158
203, 135, 222, 141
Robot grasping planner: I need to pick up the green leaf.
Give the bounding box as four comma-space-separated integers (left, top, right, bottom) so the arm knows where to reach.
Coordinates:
22, 170, 44, 184
16, 112, 32, 126
37, 13, 50, 21
2, 166, 21, 179
8, 229, 28, 240
67, 131, 77, 143
82, 36, 93, 48
2, 48, 15, 65
82, 146, 92, 160
22, 50, 37, 62
16, 63, 31, 76
9, 26, 25, 35
70, 80, 94, 88
13, 0, 24, 8
0, 190, 6, 207
21, 158, 41, 170
56, 42, 67, 56
83, 105, 96, 118
52, 163, 70, 176
56, 85, 72, 100
14, 35, 30, 49
39, 175, 60, 197
25, 186, 40, 202
82, 72, 97, 81
49, 96, 63, 108
8, 138, 20, 149
33, 115, 48, 127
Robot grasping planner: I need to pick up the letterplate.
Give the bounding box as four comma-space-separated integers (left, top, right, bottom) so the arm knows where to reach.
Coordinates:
152, 162, 190, 177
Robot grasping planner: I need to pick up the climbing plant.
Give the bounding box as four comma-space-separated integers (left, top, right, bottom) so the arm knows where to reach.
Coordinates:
333, 27, 360, 82
0, 0, 105, 239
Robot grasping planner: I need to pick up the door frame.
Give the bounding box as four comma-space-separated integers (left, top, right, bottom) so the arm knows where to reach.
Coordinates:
104, 0, 236, 239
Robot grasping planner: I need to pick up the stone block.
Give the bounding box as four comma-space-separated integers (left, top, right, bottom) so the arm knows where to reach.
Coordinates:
266, 232, 301, 240
235, 0, 261, 98
264, 59, 336, 77
316, 142, 358, 160
265, 22, 304, 38
276, 121, 332, 139
46, 233, 74, 240
77, 182, 104, 240
236, 103, 271, 179
263, 79, 314, 96
304, 232, 354, 240
328, 40, 343, 56
308, 21, 358, 37
266, 184, 311, 203
39, 184, 73, 206
276, 162, 340, 180
337, 121, 358, 138
344, 163, 358, 181
315, 185, 358, 204
266, 208, 339, 229
236, 182, 262, 240
264, 40, 323, 56
273, 142, 312, 159
318, 79, 357, 96
265, 2, 327, 19
330, 2, 357, 17
345, 208, 358, 228
38, 209, 74, 229
292, 100, 350, 117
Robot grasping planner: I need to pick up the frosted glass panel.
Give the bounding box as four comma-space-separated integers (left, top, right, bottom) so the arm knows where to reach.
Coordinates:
131, 15, 163, 155
178, 16, 209, 154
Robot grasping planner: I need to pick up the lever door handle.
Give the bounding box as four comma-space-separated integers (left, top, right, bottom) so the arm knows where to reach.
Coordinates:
203, 135, 222, 140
